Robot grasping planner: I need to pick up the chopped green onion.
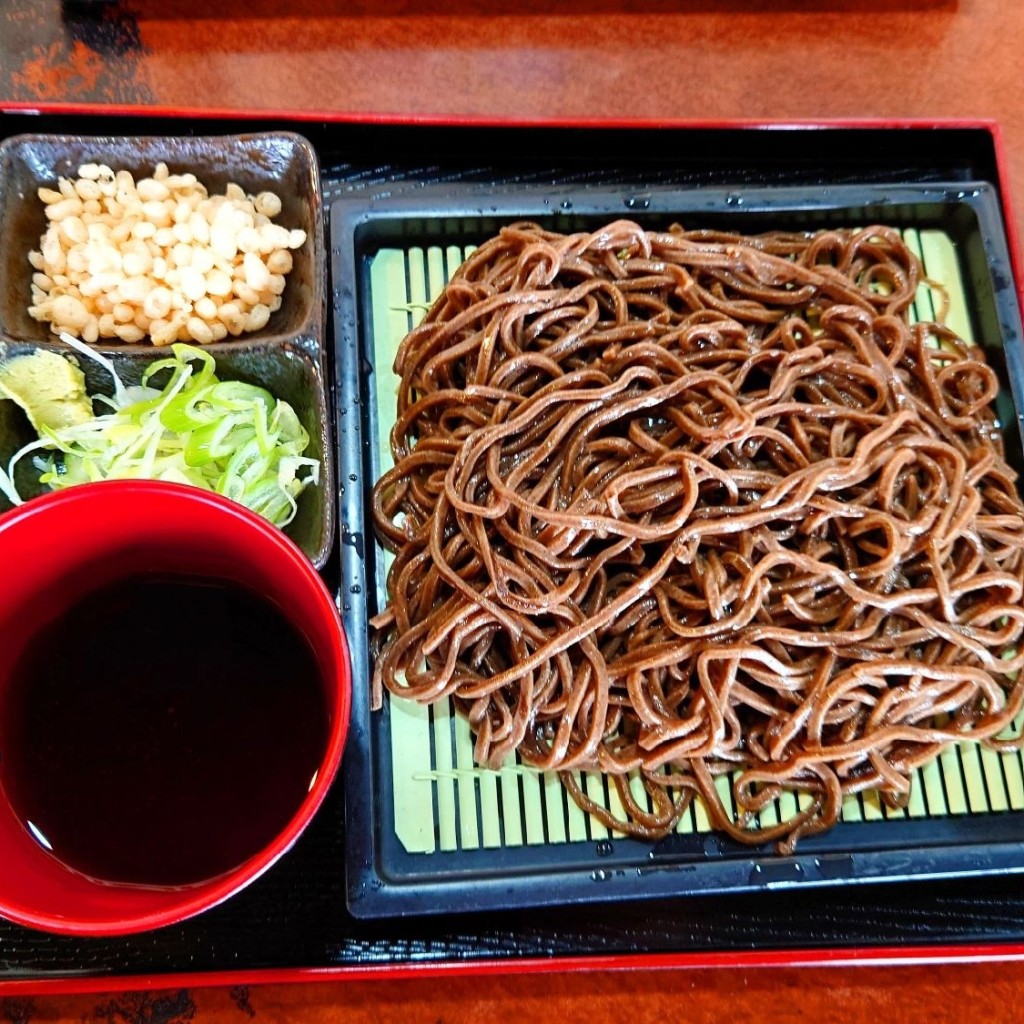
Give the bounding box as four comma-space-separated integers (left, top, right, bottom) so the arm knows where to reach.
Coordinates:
3, 337, 318, 529
0, 462, 18, 505
58, 332, 130, 407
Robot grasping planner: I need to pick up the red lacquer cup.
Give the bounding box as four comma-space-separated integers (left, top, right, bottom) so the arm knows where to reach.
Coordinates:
0, 480, 351, 935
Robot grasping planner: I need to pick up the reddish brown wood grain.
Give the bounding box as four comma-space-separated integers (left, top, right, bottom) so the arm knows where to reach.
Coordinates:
5, 962, 1024, 1023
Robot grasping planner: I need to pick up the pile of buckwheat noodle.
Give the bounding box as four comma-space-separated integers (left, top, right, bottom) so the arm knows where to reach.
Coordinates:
370, 218, 1024, 853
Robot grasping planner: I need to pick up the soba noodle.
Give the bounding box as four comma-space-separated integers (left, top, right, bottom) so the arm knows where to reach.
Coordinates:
370, 219, 1024, 852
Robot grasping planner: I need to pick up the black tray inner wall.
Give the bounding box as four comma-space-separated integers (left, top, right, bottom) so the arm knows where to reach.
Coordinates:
1, 110, 1023, 980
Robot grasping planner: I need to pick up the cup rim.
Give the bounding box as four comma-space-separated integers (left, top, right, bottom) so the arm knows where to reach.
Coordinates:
0, 480, 351, 935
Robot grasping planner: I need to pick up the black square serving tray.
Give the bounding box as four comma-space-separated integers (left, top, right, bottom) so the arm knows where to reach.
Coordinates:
332, 180, 1024, 920
2, 110, 1024, 989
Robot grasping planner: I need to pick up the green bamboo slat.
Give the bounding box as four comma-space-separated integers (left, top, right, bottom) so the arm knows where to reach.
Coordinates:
499, 756, 525, 847
521, 762, 548, 845
565, 772, 592, 842
841, 792, 864, 823
477, 756, 503, 849
961, 741, 993, 813
861, 791, 886, 822
1001, 716, 1024, 812
585, 774, 610, 840
543, 771, 568, 844
391, 698, 436, 854
939, 744, 970, 816
920, 231, 974, 343
453, 715, 481, 849
431, 701, 460, 851
905, 765, 930, 819
981, 745, 1010, 813
1004, 750, 1024, 813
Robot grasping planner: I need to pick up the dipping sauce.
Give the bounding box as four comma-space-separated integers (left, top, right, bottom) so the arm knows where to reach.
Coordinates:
1, 574, 328, 887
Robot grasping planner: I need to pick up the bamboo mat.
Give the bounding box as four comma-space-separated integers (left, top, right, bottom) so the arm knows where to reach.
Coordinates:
367, 229, 1024, 855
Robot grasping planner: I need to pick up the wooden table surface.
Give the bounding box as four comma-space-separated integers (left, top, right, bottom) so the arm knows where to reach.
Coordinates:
2, 0, 1024, 1019
0, 962, 1020, 1023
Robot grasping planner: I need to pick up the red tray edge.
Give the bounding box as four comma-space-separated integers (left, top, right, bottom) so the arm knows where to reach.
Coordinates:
2, 942, 1024, 995
0, 100, 1000, 129
0, 105, 1021, 990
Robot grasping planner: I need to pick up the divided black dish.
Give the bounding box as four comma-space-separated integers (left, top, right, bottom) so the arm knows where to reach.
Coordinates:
333, 182, 1024, 918
0, 132, 323, 351
2, 112, 1024, 986
0, 130, 333, 568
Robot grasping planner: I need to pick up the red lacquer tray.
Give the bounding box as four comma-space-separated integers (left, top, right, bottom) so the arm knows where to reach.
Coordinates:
1, 105, 1024, 994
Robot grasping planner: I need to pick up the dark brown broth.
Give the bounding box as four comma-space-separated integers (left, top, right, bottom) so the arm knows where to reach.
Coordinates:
1, 574, 328, 887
